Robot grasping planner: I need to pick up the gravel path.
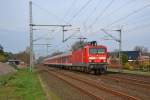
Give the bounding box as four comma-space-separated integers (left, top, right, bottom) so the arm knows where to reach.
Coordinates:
0, 62, 16, 75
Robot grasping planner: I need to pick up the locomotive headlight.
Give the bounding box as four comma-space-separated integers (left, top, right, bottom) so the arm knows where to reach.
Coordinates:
89, 57, 96, 59
99, 57, 106, 59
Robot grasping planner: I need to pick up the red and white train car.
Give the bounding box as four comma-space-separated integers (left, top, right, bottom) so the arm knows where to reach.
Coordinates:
43, 52, 72, 66
43, 41, 108, 74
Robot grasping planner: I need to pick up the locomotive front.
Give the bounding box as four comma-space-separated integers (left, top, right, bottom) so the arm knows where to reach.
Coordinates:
89, 47, 107, 63
86, 42, 108, 74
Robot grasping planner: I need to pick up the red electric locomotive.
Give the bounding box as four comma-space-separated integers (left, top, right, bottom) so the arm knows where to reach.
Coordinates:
43, 41, 108, 74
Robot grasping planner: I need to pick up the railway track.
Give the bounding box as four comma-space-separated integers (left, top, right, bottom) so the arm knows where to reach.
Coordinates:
101, 75, 150, 89
111, 75, 150, 84
114, 75, 149, 84
44, 69, 103, 100
45, 67, 139, 100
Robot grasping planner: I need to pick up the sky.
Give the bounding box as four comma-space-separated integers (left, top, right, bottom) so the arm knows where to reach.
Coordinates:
0, 0, 150, 57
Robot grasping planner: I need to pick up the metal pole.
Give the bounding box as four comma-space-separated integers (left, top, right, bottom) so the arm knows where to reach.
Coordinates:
101, 29, 122, 72
29, 1, 33, 72
46, 44, 48, 56
62, 26, 65, 42
118, 29, 122, 72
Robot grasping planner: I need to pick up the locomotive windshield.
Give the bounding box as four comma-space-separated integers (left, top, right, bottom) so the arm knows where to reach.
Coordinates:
89, 48, 105, 54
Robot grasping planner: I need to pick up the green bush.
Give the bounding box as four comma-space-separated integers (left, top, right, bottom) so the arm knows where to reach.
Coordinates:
122, 54, 128, 65
123, 62, 133, 70
135, 60, 139, 65
9, 64, 18, 70
148, 65, 150, 71
0, 55, 6, 62
124, 62, 129, 69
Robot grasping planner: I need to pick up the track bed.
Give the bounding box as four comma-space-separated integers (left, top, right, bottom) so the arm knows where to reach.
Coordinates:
38, 65, 150, 100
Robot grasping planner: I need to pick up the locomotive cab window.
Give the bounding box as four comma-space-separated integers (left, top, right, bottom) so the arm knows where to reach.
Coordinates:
89, 48, 105, 54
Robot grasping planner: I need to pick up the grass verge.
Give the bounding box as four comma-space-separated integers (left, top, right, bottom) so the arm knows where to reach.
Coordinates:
0, 68, 45, 100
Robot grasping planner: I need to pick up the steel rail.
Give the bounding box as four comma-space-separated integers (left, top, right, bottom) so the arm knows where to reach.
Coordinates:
44, 69, 103, 100
101, 76, 150, 89
60, 72, 139, 100
47, 67, 139, 100
111, 76, 150, 85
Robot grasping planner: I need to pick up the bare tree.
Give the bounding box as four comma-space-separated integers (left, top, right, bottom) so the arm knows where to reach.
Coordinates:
50, 50, 63, 57
0, 44, 14, 62
134, 46, 148, 54
0, 44, 3, 53
71, 41, 87, 51
14, 51, 30, 64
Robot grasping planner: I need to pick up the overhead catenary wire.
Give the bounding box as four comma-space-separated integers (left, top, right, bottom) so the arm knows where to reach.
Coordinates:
82, 0, 114, 36
125, 22, 150, 33
122, 14, 150, 27
79, 0, 134, 35
83, 0, 102, 26
84, 2, 150, 37
68, 0, 94, 23
105, 0, 135, 18
86, 20, 150, 40
105, 2, 150, 28
29, 0, 150, 57
96, 0, 135, 27
87, 0, 115, 29
63, 0, 78, 20
62, 0, 94, 41
32, 2, 68, 24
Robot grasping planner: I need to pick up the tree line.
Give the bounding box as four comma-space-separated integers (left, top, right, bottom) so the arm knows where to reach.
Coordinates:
0, 44, 30, 64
